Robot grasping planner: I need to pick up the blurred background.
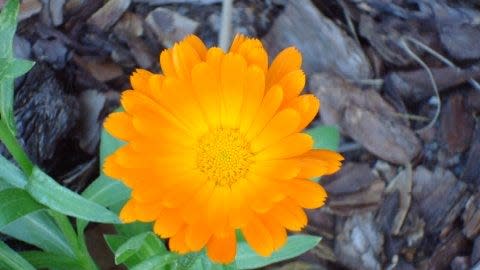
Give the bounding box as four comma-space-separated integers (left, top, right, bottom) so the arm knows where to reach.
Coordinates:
1, 0, 479, 269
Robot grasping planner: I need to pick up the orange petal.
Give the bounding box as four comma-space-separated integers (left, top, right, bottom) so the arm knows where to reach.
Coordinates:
285, 95, 320, 131
206, 229, 237, 264
254, 133, 313, 160
159, 49, 176, 77
220, 53, 247, 128
184, 35, 207, 59
245, 86, 283, 141
260, 215, 287, 250
238, 66, 265, 133
281, 179, 328, 209
168, 226, 189, 254
206, 186, 231, 232
181, 181, 216, 224
229, 179, 254, 228
160, 77, 209, 135
191, 63, 221, 128
279, 70, 305, 103
241, 216, 274, 257
185, 222, 213, 251
267, 199, 307, 231
249, 180, 285, 214
266, 47, 302, 89
130, 69, 154, 95
119, 200, 137, 223
153, 208, 184, 238
206, 47, 224, 69
103, 112, 136, 141
297, 150, 344, 178
171, 42, 201, 80
229, 34, 247, 53
250, 109, 301, 152
134, 201, 163, 222
251, 159, 301, 180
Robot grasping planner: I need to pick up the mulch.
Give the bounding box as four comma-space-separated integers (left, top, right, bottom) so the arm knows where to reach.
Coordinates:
1, 0, 479, 269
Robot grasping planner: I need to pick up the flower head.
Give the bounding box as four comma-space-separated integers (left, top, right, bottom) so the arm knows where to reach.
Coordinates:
104, 34, 343, 263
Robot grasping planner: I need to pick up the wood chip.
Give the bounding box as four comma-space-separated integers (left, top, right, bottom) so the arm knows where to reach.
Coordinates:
263, 0, 372, 80
18, 0, 42, 21
440, 93, 475, 154
335, 213, 384, 270
384, 65, 480, 102
428, 230, 469, 270
133, 0, 221, 4
384, 166, 412, 235
311, 73, 421, 164
145, 7, 199, 48
463, 194, 480, 239
49, 0, 65, 26
73, 55, 124, 82
461, 120, 480, 187
87, 0, 131, 31
323, 163, 384, 216
412, 166, 469, 234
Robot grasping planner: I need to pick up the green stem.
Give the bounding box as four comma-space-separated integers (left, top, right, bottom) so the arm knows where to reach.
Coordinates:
50, 211, 98, 270
0, 120, 33, 174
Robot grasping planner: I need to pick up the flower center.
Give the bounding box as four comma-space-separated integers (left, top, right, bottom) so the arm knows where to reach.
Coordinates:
197, 128, 253, 187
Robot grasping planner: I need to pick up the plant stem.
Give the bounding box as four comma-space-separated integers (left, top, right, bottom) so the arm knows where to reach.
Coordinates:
219, 0, 233, 51
50, 211, 98, 270
0, 120, 33, 174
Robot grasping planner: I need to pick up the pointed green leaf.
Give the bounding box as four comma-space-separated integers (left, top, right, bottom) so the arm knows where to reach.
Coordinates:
0, 241, 35, 270
235, 235, 321, 269
77, 174, 130, 233
100, 121, 125, 165
77, 117, 129, 232
26, 167, 120, 223
306, 125, 340, 151
2, 211, 75, 256
0, 188, 44, 230
0, 0, 19, 58
115, 232, 166, 264
0, 58, 35, 79
20, 251, 81, 270
105, 234, 144, 268
0, 154, 27, 189
130, 254, 177, 270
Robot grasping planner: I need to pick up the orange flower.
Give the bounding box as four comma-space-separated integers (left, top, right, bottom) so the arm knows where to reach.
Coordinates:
103, 34, 343, 263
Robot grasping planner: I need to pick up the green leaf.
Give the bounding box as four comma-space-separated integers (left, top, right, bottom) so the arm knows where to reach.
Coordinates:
172, 252, 202, 270
115, 221, 153, 238
115, 232, 166, 264
2, 211, 75, 256
235, 235, 321, 269
0, 77, 15, 132
0, 58, 35, 79
306, 125, 340, 151
104, 234, 129, 253
26, 167, 120, 223
0, 241, 35, 270
0, 188, 44, 230
188, 252, 235, 270
0, 0, 19, 58
77, 174, 130, 232
105, 234, 144, 268
81, 174, 130, 209
20, 251, 81, 270
77, 117, 129, 232
100, 122, 125, 165
0, 154, 27, 188
130, 254, 177, 270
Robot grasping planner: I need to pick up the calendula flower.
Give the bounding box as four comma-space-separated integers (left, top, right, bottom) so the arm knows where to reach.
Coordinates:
103, 34, 343, 263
